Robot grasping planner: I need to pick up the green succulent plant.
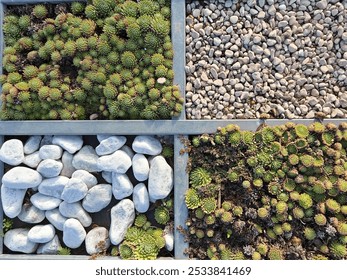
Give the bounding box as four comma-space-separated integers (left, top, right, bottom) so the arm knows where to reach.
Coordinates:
154, 206, 170, 225
189, 167, 212, 188
329, 241, 347, 258
268, 247, 284, 260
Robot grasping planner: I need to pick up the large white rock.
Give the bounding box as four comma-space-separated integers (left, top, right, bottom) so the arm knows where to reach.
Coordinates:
0, 139, 24, 166
132, 154, 149, 181
39, 145, 63, 160
132, 136, 162, 155
37, 235, 61, 254
132, 183, 149, 213
95, 136, 127, 156
148, 156, 173, 200
61, 178, 88, 203
2, 166, 42, 189
63, 218, 86, 249
61, 151, 76, 177
72, 145, 101, 172
18, 203, 45, 224
112, 173, 133, 200
85, 227, 110, 255
28, 224, 55, 243
71, 170, 97, 189
1, 184, 26, 218
4, 228, 38, 253
30, 193, 62, 211
52, 135, 84, 154
45, 208, 67, 231
82, 184, 112, 213
24, 136, 42, 154
37, 159, 63, 178
97, 150, 132, 173
38, 176, 69, 199
59, 201, 92, 227
109, 199, 135, 245
23, 151, 42, 168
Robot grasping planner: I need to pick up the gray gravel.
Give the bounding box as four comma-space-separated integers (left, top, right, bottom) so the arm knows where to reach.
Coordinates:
185, 0, 347, 119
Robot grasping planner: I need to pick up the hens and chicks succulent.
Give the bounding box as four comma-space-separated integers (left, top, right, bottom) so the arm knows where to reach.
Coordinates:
0, 0, 182, 120
185, 122, 347, 260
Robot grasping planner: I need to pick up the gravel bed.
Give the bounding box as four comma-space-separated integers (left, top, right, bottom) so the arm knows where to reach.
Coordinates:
185, 0, 347, 119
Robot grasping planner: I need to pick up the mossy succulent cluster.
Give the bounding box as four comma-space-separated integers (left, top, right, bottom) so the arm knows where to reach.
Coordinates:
185, 122, 347, 260
0, 0, 182, 120
113, 213, 167, 260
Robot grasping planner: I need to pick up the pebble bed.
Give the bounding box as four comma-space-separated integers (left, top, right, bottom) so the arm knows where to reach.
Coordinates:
185, 0, 347, 119
0, 135, 174, 255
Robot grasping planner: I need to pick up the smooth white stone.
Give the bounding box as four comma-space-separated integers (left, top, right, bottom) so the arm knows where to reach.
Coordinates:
2, 166, 42, 189
39, 145, 63, 160
63, 218, 86, 249
61, 151, 76, 177
37, 235, 61, 254
72, 145, 101, 172
59, 201, 92, 227
96, 135, 111, 142
132, 183, 149, 213
120, 145, 135, 159
95, 136, 127, 156
102, 171, 112, 183
112, 173, 133, 200
132, 136, 162, 155
61, 178, 88, 203
40, 135, 53, 147
71, 170, 97, 189
52, 135, 84, 154
1, 184, 26, 218
132, 154, 149, 182
30, 193, 62, 211
109, 199, 135, 245
148, 156, 173, 200
38, 176, 69, 199
23, 151, 42, 168
82, 184, 112, 213
4, 228, 38, 253
45, 208, 68, 231
28, 224, 55, 243
97, 150, 132, 173
85, 227, 110, 255
37, 159, 63, 178
24, 136, 42, 154
18, 203, 45, 224
0, 139, 24, 166
164, 226, 174, 251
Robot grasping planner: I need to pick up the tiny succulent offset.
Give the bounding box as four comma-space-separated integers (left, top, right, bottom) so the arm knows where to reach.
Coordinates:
185, 122, 347, 260
0, 0, 183, 120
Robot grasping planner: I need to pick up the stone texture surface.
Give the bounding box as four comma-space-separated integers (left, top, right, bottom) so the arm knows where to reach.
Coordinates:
109, 199, 135, 245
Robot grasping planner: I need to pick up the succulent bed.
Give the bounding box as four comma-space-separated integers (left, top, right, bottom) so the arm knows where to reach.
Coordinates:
184, 122, 347, 260
0, 134, 174, 259
0, 0, 183, 120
